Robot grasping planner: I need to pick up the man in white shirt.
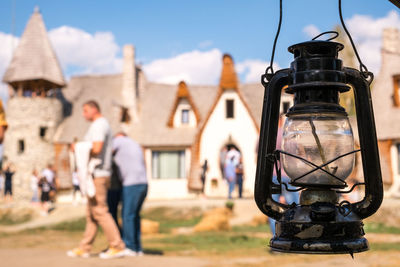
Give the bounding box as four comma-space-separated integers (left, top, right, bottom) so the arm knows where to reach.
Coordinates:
67, 100, 125, 259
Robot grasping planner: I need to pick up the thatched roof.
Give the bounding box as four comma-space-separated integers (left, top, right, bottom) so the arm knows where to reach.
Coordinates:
166, 81, 201, 127
54, 74, 122, 143
129, 82, 218, 147
3, 8, 65, 88
54, 53, 266, 147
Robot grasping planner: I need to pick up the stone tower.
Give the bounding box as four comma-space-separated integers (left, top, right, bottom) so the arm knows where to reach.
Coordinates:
2, 7, 65, 200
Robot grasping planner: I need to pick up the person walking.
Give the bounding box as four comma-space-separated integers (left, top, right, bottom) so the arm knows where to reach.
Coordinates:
112, 132, 148, 256
3, 163, 15, 203
38, 175, 51, 215
67, 100, 125, 259
41, 164, 57, 203
235, 158, 244, 198
107, 159, 123, 233
31, 169, 39, 203
71, 171, 82, 205
200, 160, 208, 196
224, 156, 237, 199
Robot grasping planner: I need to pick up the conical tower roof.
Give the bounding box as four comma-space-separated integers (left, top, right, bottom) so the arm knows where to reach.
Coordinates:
3, 7, 65, 88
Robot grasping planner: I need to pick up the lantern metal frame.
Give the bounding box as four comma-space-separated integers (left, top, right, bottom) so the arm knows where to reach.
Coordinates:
254, 41, 383, 254
254, 0, 384, 255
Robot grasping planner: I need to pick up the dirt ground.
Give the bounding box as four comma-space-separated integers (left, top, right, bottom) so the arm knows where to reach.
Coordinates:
1, 247, 400, 267
1, 198, 400, 267
0, 230, 400, 267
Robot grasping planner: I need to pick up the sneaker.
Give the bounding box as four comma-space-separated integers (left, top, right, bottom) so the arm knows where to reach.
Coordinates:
137, 251, 144, 257
124, 248, 137, 257
99, 248, 125, 259
66, 248, 90, 258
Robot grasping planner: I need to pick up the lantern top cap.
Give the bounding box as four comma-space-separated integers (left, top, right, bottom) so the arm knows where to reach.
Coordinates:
288, 40, 344, 60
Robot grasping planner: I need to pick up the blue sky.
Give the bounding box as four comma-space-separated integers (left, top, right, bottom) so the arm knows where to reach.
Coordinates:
0, 0, 399, 88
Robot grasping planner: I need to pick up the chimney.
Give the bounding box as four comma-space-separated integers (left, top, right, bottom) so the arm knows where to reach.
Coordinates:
383, 28, 399, 54
122, 44, 137, 122
219, 54, 238, 90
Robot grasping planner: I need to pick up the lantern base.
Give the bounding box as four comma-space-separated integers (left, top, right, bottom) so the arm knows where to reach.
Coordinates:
270, 237, 369, 254
269, 204, 369, 254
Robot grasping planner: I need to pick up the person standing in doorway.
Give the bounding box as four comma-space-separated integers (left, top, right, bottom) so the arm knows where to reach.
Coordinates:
235, 158, 244, 199
224, 156, 237, 199
112, 132, 148, 257
219, 147, 227, 178
227, 147, 240, 166
67, 100, 125, 259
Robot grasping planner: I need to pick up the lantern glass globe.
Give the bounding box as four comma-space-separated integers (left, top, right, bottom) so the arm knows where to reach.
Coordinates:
281, 113, 355, 187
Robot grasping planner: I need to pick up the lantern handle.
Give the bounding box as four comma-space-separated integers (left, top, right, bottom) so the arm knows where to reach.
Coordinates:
255, 69, 291, 220
344, 67, 383, 219
264, 0, 283, 80
339, 0, 374, 84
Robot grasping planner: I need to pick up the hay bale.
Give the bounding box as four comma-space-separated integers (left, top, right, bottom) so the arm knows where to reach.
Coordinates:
141, 219, 160, 235
193, 207, 231, 232
203, 207, 233, 218
250, 214, 269, 226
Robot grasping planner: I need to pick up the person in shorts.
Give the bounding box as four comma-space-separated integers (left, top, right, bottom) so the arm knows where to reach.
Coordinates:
38, 176, 51, 215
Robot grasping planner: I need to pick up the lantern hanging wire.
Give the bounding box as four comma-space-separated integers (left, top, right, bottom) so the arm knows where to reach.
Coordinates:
264, 0, 374, 84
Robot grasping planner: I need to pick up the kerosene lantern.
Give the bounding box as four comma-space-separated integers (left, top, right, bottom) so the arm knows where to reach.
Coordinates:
254, 37, 384, 255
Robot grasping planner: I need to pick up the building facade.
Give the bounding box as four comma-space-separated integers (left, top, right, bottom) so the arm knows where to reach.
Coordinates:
10, 9, 400, 201
2, 8, 66, 199
372, 28, 400, 197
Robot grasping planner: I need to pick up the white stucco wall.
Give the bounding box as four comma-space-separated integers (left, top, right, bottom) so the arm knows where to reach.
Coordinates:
173, 99, 197, 127
145, 147, 194, 199
199, 89, 259, 197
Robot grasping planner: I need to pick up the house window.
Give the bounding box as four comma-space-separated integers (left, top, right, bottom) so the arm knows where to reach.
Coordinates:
120, 107, 131, 123
394, 75, 400, 107
282, 101, 290, 114
226, 99, 234, 118
181, 109, 189, 124
18, 140, 25, 154
39, 127, 47, 138
152, 150, 185, 179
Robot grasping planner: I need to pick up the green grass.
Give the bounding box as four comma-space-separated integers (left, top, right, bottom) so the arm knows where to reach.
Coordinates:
46, 217, 87, 232
0, 211, 32, 225
365, 222, 400, 235
232, 224, 271, 233
145, 232, 268, 254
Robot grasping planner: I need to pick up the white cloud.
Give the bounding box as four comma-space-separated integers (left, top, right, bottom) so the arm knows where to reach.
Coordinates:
49, 26, 122, 75
303, 11, 400, 74
303, 24, 321, 38
143, 49, 223, 85
236, 60, 279, 83
143, 49, 279, 85
346, 10, 400, 73
0, 32, 19, 104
